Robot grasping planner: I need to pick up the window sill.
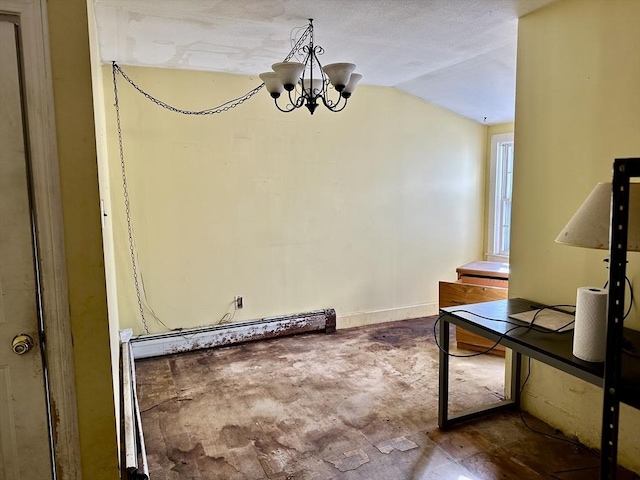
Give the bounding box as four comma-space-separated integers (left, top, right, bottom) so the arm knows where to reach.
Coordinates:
485, 253, 509, 263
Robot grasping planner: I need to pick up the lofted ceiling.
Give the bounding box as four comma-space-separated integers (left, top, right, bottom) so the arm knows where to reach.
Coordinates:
93, 0, 556, 124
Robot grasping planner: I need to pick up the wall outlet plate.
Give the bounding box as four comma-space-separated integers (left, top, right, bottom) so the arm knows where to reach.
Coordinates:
234, 296, 243, 309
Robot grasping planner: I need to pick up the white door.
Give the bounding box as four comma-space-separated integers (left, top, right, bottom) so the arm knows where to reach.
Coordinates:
0, 16, 53, 480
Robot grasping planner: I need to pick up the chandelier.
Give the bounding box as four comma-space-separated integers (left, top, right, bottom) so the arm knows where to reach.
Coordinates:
259, 19, 362, 114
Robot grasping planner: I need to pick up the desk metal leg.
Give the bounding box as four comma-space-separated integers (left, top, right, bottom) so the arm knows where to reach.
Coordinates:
509, 350, 522, 406
438, 315, 519, 429
438, 316, 450, 428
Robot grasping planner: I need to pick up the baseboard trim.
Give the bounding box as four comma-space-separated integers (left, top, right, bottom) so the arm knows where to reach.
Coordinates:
337, 303, 439, 329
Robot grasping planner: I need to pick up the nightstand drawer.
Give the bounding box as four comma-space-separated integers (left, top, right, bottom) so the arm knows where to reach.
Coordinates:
457, 275, 508, 288
439, 281, 508, 308
438, 281, 508, 356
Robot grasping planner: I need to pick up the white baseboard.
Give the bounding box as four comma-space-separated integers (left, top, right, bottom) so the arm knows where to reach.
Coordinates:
337, 303, 439, 329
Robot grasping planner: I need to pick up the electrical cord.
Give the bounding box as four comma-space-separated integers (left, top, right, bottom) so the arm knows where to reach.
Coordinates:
602, 259, 635, 320
112, 24, 313, 335
603, 267, 637, 356
602, 274, 634, 319
138, 304, 237, 342
549, 465, 600, 479
524, 304, 576, 332
134, 252, 235, 335
432, 305, 576, 358
288, 25, 310, 63
136, 264, 172, 331
519, 357, 601, 473
436, 306, 636, 477
219, 309, 236, 324
433, 315, 522, 357
625, 274, 635, 319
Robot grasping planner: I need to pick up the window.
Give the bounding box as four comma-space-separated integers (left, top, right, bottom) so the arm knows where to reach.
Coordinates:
487, 133, 514, 260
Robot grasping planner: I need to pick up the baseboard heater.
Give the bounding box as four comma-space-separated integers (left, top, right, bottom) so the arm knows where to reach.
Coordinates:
130, 308, 336, 359
121, 335, 149, 480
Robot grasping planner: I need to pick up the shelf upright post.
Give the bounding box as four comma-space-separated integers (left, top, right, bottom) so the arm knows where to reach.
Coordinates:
601, 158, 639, 479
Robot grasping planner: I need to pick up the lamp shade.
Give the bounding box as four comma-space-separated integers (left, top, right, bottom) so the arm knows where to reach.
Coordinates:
343, 73, 362, 95
261, 20, 361, 114
322, 63, 356, 90
271, 62, 305, 88
301, 78, 323, 96
555, 182, 640, 251
259, 72, 284, 96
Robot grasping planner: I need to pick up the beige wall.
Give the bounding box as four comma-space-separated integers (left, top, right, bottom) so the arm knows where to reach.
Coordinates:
47, 0, 119, 477
42, 0, 640, 475
102, 66, 487, 334
86, 0, 123, 453
512, 0, 639, 471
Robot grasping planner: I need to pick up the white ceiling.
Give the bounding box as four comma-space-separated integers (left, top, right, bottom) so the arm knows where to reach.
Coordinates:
93, 0, 555, 124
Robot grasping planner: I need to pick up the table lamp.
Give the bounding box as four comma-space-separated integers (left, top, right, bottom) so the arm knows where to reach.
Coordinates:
555, 182, 639, 362
555, 182, 640, 251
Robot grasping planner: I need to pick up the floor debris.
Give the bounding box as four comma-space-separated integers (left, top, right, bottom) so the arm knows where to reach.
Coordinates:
375, 436, 419, 454
324, 448, 370, 472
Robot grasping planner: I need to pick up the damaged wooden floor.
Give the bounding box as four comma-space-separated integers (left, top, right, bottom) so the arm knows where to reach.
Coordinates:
136, 316, 639, 480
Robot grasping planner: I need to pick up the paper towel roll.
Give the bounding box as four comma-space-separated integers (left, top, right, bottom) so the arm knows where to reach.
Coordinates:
573, 287, 608, 362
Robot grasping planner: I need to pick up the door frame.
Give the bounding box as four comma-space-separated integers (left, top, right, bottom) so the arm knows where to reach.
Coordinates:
0, 0, 81, 478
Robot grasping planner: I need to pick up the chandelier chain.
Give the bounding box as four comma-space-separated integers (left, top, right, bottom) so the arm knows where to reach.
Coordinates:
110, 21, 310, 116
284, 23, 313, 62
112, 62, 264, 115
109, 21, 314, 333
112, 63, 150, 334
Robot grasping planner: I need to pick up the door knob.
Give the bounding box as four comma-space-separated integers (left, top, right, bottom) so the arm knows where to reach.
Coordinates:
12, 334, 34, 355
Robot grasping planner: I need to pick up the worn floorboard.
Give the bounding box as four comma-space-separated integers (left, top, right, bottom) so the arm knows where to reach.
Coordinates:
136, 316, 638, 480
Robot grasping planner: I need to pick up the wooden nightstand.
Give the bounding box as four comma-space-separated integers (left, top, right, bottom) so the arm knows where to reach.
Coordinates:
438, 261, 509, 356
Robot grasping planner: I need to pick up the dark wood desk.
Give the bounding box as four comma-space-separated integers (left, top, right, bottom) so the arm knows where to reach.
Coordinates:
438, 298, 640, 429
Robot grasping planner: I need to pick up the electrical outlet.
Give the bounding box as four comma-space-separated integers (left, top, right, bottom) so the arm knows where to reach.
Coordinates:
234, 296, 243, 310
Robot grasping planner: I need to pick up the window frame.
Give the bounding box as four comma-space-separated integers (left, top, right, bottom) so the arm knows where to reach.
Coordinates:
487, 132, 514, 261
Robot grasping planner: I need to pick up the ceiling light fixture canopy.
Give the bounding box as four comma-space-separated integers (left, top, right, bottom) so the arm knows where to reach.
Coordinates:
259, 19, 362, 115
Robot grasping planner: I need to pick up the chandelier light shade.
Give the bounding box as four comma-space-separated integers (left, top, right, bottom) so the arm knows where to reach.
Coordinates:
555, 182, 640, 251
323, 63, 356, 89
258, 72, 284, 96
259, 19, 362, 114
271, 62, 306, 87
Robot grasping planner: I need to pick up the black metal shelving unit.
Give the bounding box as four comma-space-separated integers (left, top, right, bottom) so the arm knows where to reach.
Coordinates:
601, 158, 639, 480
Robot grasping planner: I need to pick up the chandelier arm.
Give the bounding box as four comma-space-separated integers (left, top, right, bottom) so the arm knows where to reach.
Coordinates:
319, 86, 346, 108
321, 94, 349, 113
273, 98, 297, 113
299, 46, 317, 83
288, 88, 306, 109
272, 89, 305, 113
313, 47, 328, 94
